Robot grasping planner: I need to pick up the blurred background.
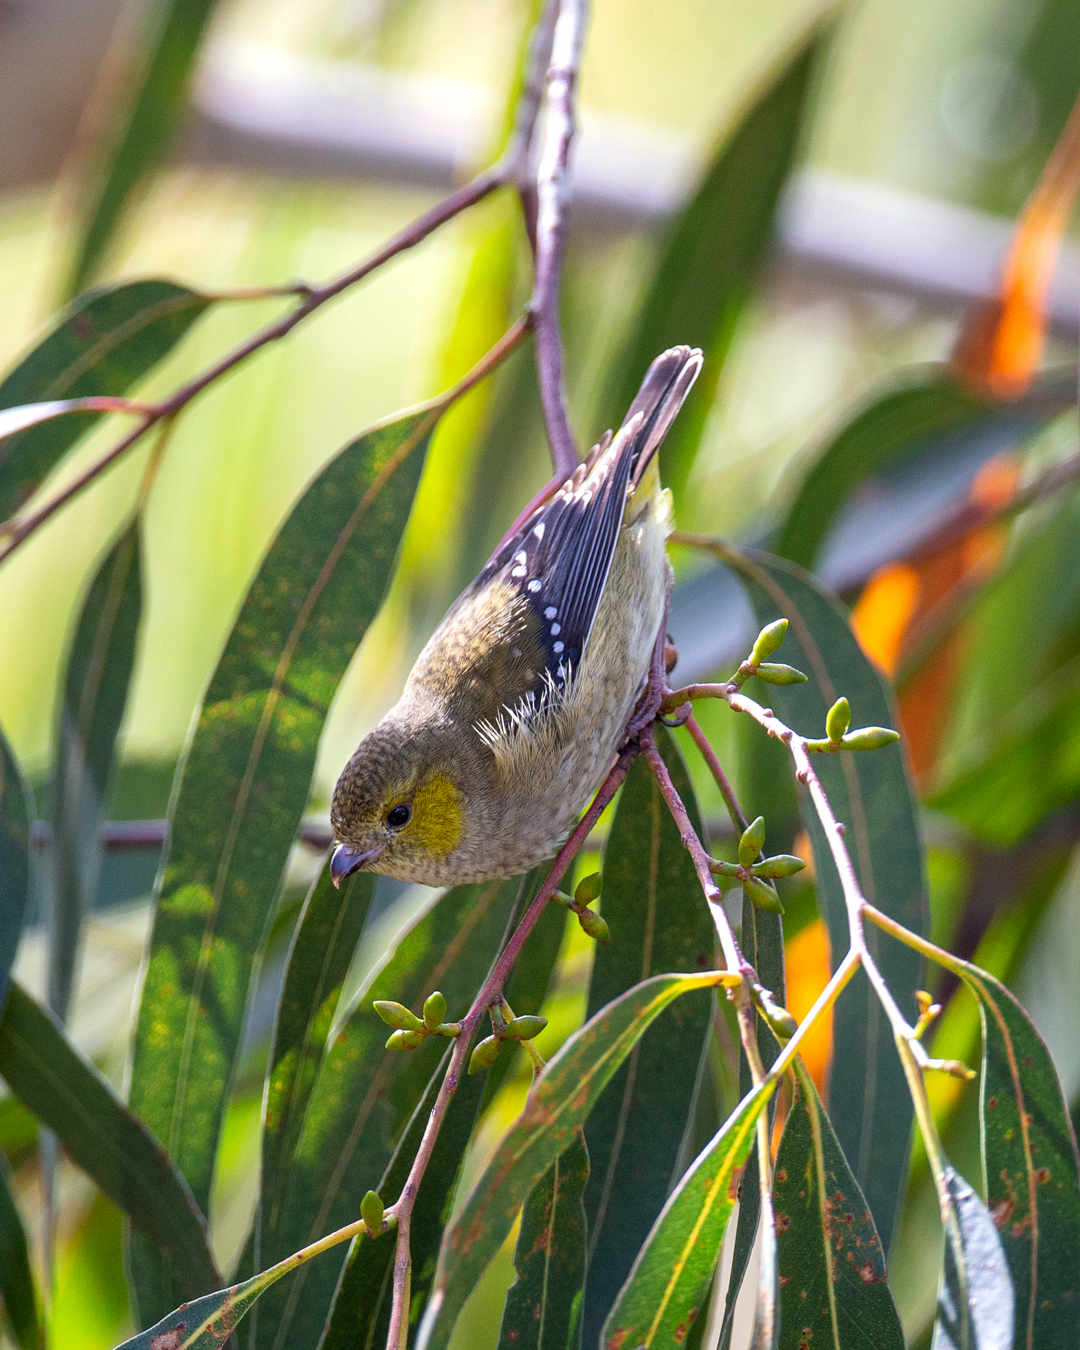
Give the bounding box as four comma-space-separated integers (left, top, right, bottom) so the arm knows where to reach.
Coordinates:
0, 0, 1078, 1345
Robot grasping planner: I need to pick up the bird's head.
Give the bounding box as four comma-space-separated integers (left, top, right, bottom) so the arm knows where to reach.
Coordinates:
329, 713, 481, 887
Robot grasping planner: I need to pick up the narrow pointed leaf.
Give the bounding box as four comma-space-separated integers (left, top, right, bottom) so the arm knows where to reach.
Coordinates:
0, 1154, 44, 1350
129, 405, 438, 1321
253, 871, 540, 1350
0, 981, 218, 1296
259, 865, 375, 1245
931, 1167, 1014, 1350
50, 520, 142, 1023
603, 19, 831, 509
773, 1071, 904, 1349
418, 971, 724, 1349
718, 895, 786, 1350
498, 1130, 590, 1350
65, 0, 220, 295
602, 1082, 774, 1350
776, 371, 1075, 570
956, 962, 1080, 1347
729, 546, 926, 1253
0, 728, 33, 1018
581, 728, 714, 1341
0, 281, 210, 520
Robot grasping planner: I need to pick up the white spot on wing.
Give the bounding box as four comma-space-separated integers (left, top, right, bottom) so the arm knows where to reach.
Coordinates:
550, 622, 560, 636
527, 579, 541, 593
544, 606, 557, 620
533, 522, 545, 540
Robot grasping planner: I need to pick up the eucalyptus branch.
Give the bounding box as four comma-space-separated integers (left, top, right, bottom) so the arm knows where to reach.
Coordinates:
0, 3, 566, 567
382, 743, 636, 1350
529, 0, 589, 479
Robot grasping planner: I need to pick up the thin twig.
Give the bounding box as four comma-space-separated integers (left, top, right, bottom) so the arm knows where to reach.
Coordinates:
383, 743, 636, 1350
529, 0, 589, 480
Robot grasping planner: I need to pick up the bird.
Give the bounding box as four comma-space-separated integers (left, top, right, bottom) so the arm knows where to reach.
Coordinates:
329, 345, 703, 887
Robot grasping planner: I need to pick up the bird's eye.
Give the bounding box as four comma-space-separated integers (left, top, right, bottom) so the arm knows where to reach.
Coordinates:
385, 803, 412, 830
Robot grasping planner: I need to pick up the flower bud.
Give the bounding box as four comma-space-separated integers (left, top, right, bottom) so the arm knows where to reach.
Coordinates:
743, 874, 784, 914
385, 1028, 426, 1051
575, 871, 603, 905
762, 999, 798, 1040
826, 697, 851, 743
749, 618, 788, 666
468, 1035, 502, 1074
502, 1014, 548, 1041
577, 908, 610, 943
751, 853, 806, 879
423, 991, 447, 1032
361, 1190, 384, 1234
841, 727, 900, 751
754, 662, 807, 686
738, 816, 766, 867
373, 1000, 424, 1033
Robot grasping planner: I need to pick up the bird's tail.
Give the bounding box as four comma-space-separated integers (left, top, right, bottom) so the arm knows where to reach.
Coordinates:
621, 345, 704, 491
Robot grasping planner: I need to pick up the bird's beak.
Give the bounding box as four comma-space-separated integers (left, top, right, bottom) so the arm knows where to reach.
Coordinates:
330, 842, 385, 888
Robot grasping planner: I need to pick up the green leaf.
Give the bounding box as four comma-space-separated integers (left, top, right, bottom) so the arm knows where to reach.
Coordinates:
956, 962, 1080, 1348
0, 1153, 44, 1350
317, 1048, 487, 1350
497, 1129, 590, 1350
729, 546, 926, 1253
128, 405, 438, 1321
931, 1166, 1014, 1350
601, 1082, 774, 1349
65, 1, 221, 295
0, 727, 33, 1018
418, 971, 724, 1349
776, 371, 1074, 569
0, 281, 210, 520
258, 864, 375, 1257
252, 871, 538, 1350
774, 1070, 904, 1349
581, 728, 715, 1342
0, 981, 218, 1296
717, 888, 787, 1350
602, 18, 830, 510
49, 520, 142, 1023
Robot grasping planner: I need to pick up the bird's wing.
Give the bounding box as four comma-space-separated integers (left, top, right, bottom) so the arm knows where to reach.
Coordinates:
463, 423, 639, 699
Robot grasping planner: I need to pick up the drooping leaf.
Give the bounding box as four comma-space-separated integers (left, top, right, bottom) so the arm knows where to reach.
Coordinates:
418, 971, 724, 1350
317, 1047, 487, 1350
717, 894, 787, 1350
602, 18, 831, 511
252, 870, 541, 1350
49, 519, 142, 1023
581, 728, 715, 1342
957, 962, 1080, 1348
931, 1166, 1014, 1350
497, 1129, 590, 1350
0, 281, 210, 520
0, 1153, 44, 1350
0, 981, 218, 1297
258, 864, 376, 1256
0, 727, 33, 1018
65, 1, 221, 295
776, 371, 1074, 570
773, 1070, 904, 1349
601, 1082, 774, 1350
729, 546, 926, 1254
128, 405, 439, 1321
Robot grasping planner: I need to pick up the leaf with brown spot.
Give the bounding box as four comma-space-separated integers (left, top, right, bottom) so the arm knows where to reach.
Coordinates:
953, 960, 1080, 1348
773, 1068, 903, 1348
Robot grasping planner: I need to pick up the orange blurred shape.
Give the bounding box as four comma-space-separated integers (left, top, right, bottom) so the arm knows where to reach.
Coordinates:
952, 92, 1080, 397
852, 563, 920, 678
784, 915, 832, 1096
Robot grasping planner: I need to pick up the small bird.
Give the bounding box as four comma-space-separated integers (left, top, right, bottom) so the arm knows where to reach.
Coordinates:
330, 345, 703, 887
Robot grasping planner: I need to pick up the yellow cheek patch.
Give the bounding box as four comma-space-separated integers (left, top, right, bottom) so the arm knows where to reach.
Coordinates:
411, 774, 464, 857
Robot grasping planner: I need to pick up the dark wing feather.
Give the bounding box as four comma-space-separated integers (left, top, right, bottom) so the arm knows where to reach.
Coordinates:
463, 345, 703, 708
